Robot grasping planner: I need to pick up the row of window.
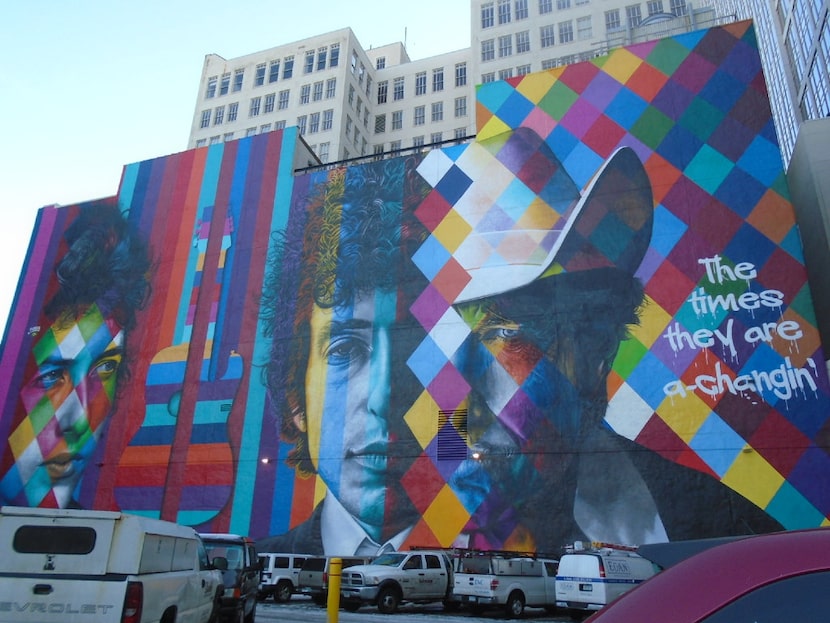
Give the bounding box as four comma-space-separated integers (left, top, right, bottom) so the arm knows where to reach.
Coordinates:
200, 98, 337, 129
375, 63, 467, 105
481, 0, 591, 28
373, 96, 468, 134
604, 1, 688, 30
205, 44, 341, 99
481, 19, 589, 59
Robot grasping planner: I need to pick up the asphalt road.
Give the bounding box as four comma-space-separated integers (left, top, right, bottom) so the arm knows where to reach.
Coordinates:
255, 596, 579, 622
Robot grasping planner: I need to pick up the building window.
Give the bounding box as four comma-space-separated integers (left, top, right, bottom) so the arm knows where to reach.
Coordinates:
413, 135, 425, 147
541, 25, 556, 47
626, 4, 642, 26
391, 110, 403, 129
482, 39, 496, 61
365, 76, 373, 98
297, 115, 307, 135
416, 71, 427, 95
516, 30, 531, 53
233, 69, 244, 92
499, 35, 513, 57
269, 61, 280, 83
670, 0, 687, 15
196, 138, 207, 147
375, 114, 386, 134
348, 84, 355, 105
264, 93, 275, 113
358, 62, 365, 85
577, 16, 592, 39
310, 112, 320, 133
559, 20, 574, 43
498, 0, 511, 23
300, 84, 311, 104
210, 135, 221, 144
249, 97, 261, 117
517, 64, 532, 75
393, 77, 405, 100
515, 0, 528, 18
206, 76, 217, 98
454, 127, 466, 140
220, 73, 230, 96
228, 102, 238, 122
278, 90, 290, 109
481, 2, 495, 27
322, 109, 333, 130
317, 47, 328, 70
319, 142, 330, 163
259, 124, 270, 134
482, 72, 496, 83
275, 120, 286, 130
346, 116, 353, 136
304, 51, 315, 74
376, 56, 386, 69
541, 58, 557, 69
647, 0, 663, 15
539, 0, 553, 13
326, 78, 336, 98
433, 68, 444, 91
255, 64, 266, 86
498, 68, 514, 80
200, 109, 211, 128
431, 132, 443, 143
431, 101, 443, 122
390, 140, 402, 151
356, 97, 363, 117
455, 63, 467, 87
557, 0, 570, 8
455, 96, 467, 117
605, 9, 621, 30
414, 105, 425, 125
377, 80, 388, 104
329, 44, 340, 67
313, 81, 324, 101
283, 56, 294, 79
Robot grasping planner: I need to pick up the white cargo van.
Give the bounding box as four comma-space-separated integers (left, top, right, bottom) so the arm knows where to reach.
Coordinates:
555, 544, 658, 617
0, 506, 224, 623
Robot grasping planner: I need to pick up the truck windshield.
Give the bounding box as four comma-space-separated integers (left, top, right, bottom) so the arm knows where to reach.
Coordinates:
205, 542, 244, 569
372, 553, 406, 567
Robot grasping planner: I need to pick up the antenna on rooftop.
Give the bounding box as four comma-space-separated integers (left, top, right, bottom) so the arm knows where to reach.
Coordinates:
404, 27, 408, 50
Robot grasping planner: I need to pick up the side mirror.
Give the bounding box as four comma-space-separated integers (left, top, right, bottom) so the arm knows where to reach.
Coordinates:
212, 556, 228, 571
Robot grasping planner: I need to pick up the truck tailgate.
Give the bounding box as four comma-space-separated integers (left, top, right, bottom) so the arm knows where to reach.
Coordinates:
0, 576, 127, 623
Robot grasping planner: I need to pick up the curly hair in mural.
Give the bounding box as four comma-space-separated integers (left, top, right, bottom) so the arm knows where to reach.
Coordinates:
0, 201, 150, 509
260, 156, 431, 554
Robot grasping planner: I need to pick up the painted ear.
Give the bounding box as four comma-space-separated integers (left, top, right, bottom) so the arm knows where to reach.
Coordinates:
556, 147, 654, 276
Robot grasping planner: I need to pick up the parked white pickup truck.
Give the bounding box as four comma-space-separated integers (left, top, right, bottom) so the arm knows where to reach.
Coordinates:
452, 553, 559, 618
339, 550, 455, 614
0, 506, 224, 623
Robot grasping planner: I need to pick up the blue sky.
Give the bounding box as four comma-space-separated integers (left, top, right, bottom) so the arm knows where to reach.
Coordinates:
0, 0, 471, 333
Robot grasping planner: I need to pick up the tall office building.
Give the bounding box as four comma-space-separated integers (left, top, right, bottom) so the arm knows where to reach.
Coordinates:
721, 0, 829, 165
187, 1, 728, 163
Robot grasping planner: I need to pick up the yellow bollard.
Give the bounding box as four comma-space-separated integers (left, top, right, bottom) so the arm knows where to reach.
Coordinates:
326, 557, 342, 623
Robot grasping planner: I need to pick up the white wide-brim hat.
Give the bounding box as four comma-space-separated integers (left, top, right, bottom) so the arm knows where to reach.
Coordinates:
416, 127, 654, 303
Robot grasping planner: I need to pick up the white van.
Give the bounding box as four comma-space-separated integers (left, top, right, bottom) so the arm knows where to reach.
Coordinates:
555, 546, 659, 616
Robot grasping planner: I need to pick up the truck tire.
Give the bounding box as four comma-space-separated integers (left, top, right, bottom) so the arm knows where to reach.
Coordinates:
505, 591, 525, 618
274, 580, 293, 603
244, 599, 256, 623
377, 586, 401, 614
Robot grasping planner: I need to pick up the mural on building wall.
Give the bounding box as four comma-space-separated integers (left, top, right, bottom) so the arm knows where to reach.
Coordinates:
1, 21, 828, 553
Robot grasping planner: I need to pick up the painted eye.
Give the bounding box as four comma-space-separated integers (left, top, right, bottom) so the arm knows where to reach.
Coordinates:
93, 357, 121, 377
325, 336, 369, 364
32, 368, 67, 391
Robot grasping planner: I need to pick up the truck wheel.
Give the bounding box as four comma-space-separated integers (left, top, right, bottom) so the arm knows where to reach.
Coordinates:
274, 580, 293, 603
377, 586, 401, 614
505, 591, 525, 618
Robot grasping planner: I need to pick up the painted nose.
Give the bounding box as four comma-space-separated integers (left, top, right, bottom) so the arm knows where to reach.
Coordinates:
366, 327, 392, 419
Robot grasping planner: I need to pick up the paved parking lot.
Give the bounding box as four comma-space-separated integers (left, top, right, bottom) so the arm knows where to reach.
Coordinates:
256, 596, 579, 622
